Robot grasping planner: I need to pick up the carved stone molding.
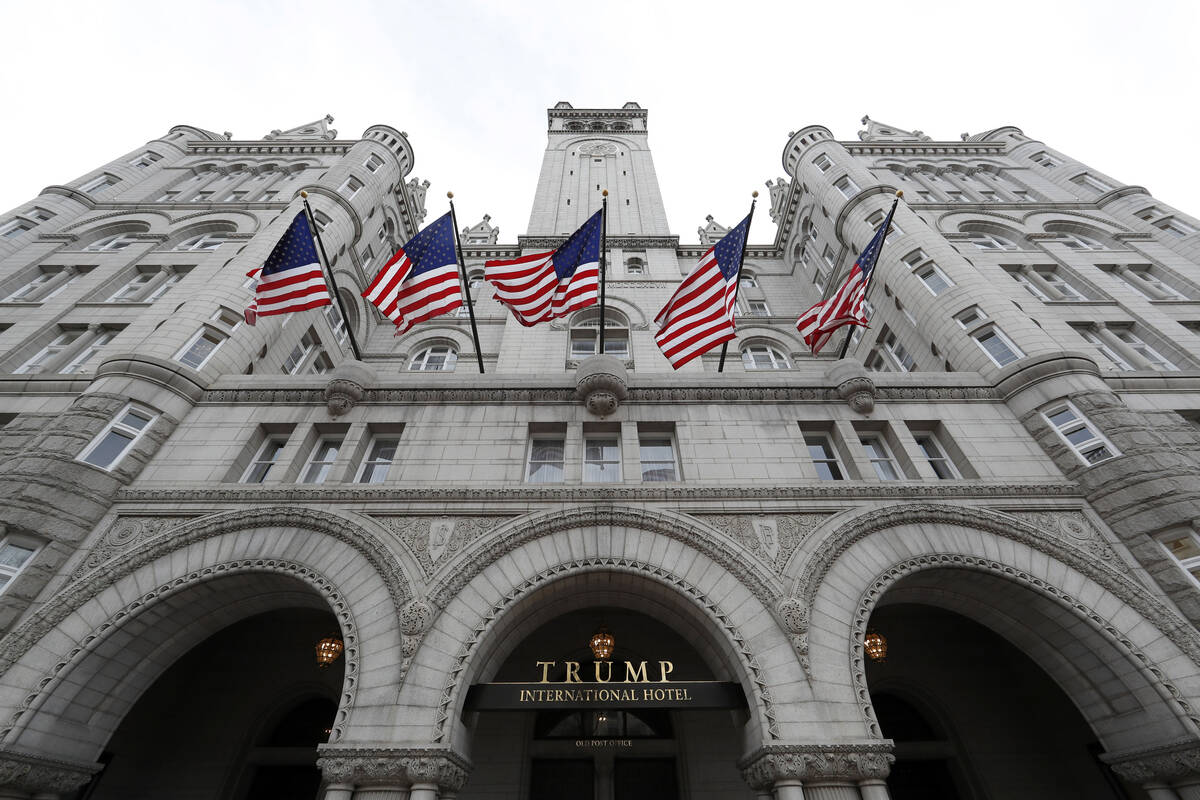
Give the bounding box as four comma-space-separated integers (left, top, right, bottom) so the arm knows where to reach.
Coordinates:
324, 361, 375, 417
0, 749, 98, 793
575, 355, 629, 416
1, 558, 362, 745
433, 556, 779, 745
791, 503, 1200, 677
316, 747, 470, 789
826, 359, 876, 414
687, 513, 828, 573
70, 515, 199, 580
373, 515, 515, 577
1103, 739, 1200, 782
738, 742, 894, 786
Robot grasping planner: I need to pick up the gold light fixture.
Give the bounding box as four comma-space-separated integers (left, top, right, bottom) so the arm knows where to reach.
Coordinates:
864, 630, 887, 663
316, 635, 344, 668
589, 625, 615, 660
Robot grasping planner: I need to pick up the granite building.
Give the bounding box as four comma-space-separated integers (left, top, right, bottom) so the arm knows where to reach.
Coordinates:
0, 102, 1199, 800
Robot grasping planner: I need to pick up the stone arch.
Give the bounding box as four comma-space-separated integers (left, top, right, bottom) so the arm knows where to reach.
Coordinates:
789, 503, 1200, 753
0, 507, 413, 763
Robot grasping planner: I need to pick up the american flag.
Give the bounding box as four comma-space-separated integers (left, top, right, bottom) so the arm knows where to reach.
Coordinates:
244, 211, 330, 325
796, 200, 897, 354
362, 212, 461, 334
654, 212, 751, 369
485, 209, 602, 327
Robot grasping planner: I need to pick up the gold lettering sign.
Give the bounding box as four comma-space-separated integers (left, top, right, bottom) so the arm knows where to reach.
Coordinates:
536, 660, 674, 684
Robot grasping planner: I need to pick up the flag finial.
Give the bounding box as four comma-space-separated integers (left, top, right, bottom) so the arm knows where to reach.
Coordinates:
896, 190, 904, 198
752, 190, 759, 198
300, 190, 308, 198
447, 191, 454, 199
602, 189, 608, 197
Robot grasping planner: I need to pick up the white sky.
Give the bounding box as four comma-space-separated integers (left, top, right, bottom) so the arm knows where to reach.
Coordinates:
3, 0, 1197, 245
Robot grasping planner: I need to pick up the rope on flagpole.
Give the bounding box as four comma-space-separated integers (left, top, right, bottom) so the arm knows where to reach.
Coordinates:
300, 191, 363, 361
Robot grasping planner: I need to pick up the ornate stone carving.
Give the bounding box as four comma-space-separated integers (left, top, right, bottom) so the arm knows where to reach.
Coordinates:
575, 355, 629, 416
775, 596, 810, 673
71, 516, 196, 580
400, 599, 433, 636
324, 361, 374, 417
1004, 509, 1116, 562
375, 515, 514, 577
738, 743, 894, 786
0, 749, 98, 793
826, 359, 876, 414
1104, 739, 1200, 782
316, 747, 470, 788
688, 513, 827, 573
434, 555, 779, 744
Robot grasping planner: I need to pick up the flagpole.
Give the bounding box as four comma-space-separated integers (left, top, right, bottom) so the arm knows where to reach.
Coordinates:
717, 191, 759, 372
598, 189, 609, 356
447, 192, 486, 374
836, 190, 902, 361
300, 191, 363, 361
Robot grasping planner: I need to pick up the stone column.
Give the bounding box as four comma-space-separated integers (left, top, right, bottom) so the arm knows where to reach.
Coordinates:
401, 751, 469, 800
739, 742, 893, 800
1105, 740, 1200, 799
0, 750, 98, 799
321, 783, 355, 800
317, 747, 467, 800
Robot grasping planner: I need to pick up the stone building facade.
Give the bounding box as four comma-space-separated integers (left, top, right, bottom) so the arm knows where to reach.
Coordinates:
0, 103, 1198, 799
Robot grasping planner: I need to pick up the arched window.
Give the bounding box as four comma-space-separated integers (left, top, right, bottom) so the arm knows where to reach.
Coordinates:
174, 233, 229, 251
570, 309, 629, 359
84, 233, 140, 252
741, 341, 790, 370
739, 272, 759, 289
625, 257, 645, 275
409, 343, 457, 372
965, 232, 1020, 250
1057, 232, 1106, 250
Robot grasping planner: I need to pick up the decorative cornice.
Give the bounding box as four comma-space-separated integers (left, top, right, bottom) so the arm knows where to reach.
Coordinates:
738, 742, 894, 785
1103, 739, 1200, 782
316, 747, 471, 789
843, 142, 1006, 156
517, 235, 680, 249
114, 482, 1083, 505
188, 142, 354, 156
0, 749, 98, 793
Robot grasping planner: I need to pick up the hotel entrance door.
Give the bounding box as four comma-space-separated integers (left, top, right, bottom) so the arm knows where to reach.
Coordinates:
529, 756, 679, 800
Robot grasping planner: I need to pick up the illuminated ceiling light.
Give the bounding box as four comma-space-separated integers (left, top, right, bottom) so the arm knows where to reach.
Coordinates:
864, 630, 887, 663
316, 635, 344, 668
589, 625, 615, 660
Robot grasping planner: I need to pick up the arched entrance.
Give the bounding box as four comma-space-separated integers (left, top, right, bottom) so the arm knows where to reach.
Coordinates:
453, 570, 762, 800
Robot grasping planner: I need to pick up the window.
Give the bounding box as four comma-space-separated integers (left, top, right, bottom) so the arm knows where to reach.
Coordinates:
946, 191, 963, 202
147, 270, 182, 301
1029, 151, 1060, 168
527, 437, 565, 483
866, 210, 902, 236
1112, 328, 1178, 371
913, 433, 959, 479
822, 245, 836, 268
85, 233, 139, 252
966, 232, 1019, 250
282, 329, 319, 374
62, 330, 114, 374
155, 191, 180, 203
834, 175, 859, 198
854, 434, 898, 480
357, 436, 399, 483
1075, 327, 1134, 371
625, 257, 645, 275
1071, 173, 1113, 193
27, 207, 54, 222
107, 272, 157, 302
301, 438, 342, 483
0, 219, 34, 239
15, 331, 82, 374
175, 327, 226, 369
914, 263, 953, 295
190, 191, 214, 202
80, 174, 118, 193
0, 538, 38, 594
223, 191, 249, 203
174, 233, 228, 251
880, 327, 916, 371
1043, 402, 1118, 465
813, 153, 832, 172
309, 352, 334, 374
1004, 266, 1051, 300
742, 299, 770, 317
361, 246, 375, 271
1156, 529, 1200, 588
639, 432, 678, 482
4, 268, 75, 303
78, 403, 156, 470
1033, 266, 1087, 301
805, 434, 844, 480
973, 327, 1024, 366
364, 154, 385, 173
739, 273, 758, 289
1154, 217, 1197, 237
339, 176, 363, 198
242, 437, 287, 483
313, 211, 332, 232
409, 344, 457, 372
324, 304, 349, 345
741, 343, 790, 370
1058, 232, 1105, 250
1120, 265, 1190, 300
129, 152, 162, 168
569, 310, 629, 359
583, 436, 621, 482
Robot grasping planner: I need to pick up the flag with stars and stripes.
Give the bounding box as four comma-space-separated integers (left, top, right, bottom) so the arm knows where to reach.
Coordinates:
244, 211, 331, 325
654, 212, 751, 369
796, 199, 897, 354
362, 212, 462, 334
484, 209, 602, 327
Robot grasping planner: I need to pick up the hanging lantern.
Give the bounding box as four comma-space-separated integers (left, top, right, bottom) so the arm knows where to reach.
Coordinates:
864, 630, 887, 663
316, 635, 344, 668
589, 626, 615, 660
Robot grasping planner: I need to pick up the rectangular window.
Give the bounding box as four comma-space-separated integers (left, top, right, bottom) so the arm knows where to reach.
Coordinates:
743, 299, 770, 316
78, 403, 156, 470
175, 327, 226, 369
223, 191, 249, 203
867, 210, 902, 236
282, 329, 319, 374
913, 433, 959, 479
0, 539, 38, 594
915, 263, 952, 295
639, 434, 678, 482
107, 272, 157, 302
1071, 173, 1113, 193
880, 327, 916, 371
242, 438, 287, 483
1155, 218, 1197, 237
1156, 529, 1200, 589
301, 438, 342, 484
1075, 327, 1134, 371
156, 191, 180, 203
527, 437, 565, 484
1030, 151, 1060, 168
339, 176, 364, 198
1033, 267, 1087, 300
62, 330, 115, 374
834, 175, 859, 198
129, 152, 162, 168
14, 330, 82, 374
1043, 402, 1118, 465
357, 436, 399, 484
361, 246, 375, 271
1112, 328, 1179, 371
4, 270, 65, 303
859, 434, 900, 480
0, 219, 34, 239
822, 245, 835, 267
310, 352, 334, 374
324, 304, 348, 345
973, 327, 1023, 366
954, 305, 989, 329
583, 437, 621, 482
813, 153, 832, 172
364, 154, 385, 173
805, 433, 844, 480
1123, 265, 1189, 300
80, 174, 118, 193
1005, 267, 1051, 300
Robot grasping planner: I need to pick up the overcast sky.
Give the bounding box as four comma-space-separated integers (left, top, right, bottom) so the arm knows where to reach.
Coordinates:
3, 0, 1196, 244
